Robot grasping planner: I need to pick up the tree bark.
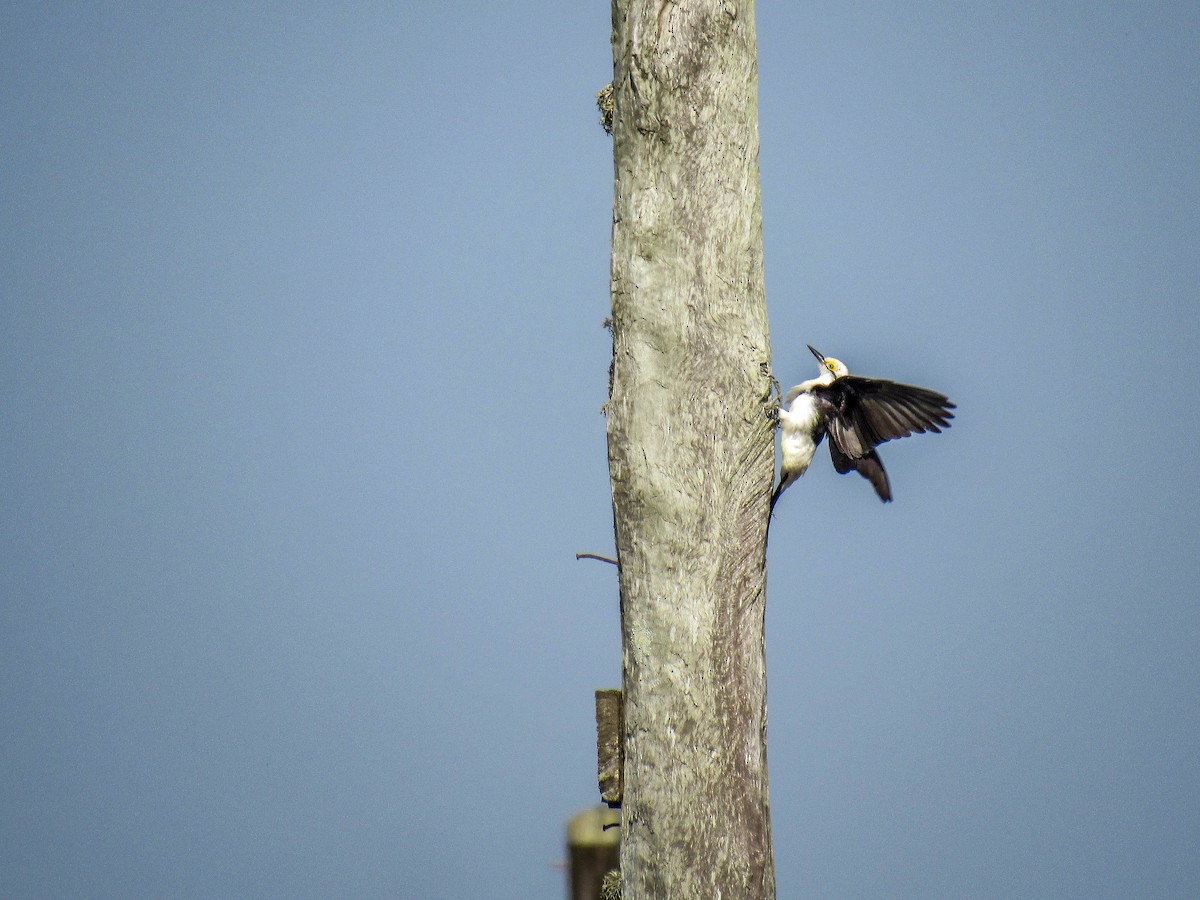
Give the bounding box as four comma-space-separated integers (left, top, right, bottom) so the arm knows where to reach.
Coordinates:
607, 0, 775, 896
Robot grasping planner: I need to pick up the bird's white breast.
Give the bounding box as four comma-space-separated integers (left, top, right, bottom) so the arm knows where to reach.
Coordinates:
778, 392, 820, 475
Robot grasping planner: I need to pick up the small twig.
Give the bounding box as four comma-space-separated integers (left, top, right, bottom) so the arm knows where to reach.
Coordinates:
576, 553, 618, 566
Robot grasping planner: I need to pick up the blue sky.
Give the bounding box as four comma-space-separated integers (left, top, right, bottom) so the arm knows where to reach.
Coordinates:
3, 3, 1198, 898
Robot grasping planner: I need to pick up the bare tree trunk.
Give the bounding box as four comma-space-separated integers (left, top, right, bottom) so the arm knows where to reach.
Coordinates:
606, 0, 775, 896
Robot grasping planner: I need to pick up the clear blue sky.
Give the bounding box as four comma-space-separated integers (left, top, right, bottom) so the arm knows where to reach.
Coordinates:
3, 4, 1198, 898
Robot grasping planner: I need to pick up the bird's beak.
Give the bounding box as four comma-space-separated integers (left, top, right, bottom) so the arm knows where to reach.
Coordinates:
807, 345, 826, 363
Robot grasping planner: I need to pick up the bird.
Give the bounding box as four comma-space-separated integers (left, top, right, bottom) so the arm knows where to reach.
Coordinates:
770, 344, 955, 509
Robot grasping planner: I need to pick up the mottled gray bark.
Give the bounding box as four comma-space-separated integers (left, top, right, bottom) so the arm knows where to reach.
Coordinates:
606, 0, 775, 896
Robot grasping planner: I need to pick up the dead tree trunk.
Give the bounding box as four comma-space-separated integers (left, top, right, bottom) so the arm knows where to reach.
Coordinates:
606, 0, 776, 896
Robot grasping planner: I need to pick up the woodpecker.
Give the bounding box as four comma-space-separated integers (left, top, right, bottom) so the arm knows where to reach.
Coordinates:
771, 345, 955, 509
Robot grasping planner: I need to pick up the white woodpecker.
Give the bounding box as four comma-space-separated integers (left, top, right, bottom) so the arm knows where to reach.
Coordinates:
771, 345, 955, 509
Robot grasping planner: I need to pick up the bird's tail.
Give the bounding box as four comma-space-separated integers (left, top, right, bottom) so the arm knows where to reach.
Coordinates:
768, 472, 793, 517
765, 473, 793, 548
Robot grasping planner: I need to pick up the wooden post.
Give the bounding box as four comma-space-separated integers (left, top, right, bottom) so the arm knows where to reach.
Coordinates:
607, 0, 776, 895
595, 689, 623, 807
566, 806, 621, 900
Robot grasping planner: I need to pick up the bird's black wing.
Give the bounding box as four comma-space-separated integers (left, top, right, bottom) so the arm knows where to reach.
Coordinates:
828, 440, 893, 502
818, 376, 955, 459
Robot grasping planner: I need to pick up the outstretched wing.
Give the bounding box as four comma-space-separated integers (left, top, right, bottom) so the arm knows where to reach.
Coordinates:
818, 376, 955, 460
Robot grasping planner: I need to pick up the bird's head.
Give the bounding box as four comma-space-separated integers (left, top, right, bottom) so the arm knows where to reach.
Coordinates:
807, 344, 849, 382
